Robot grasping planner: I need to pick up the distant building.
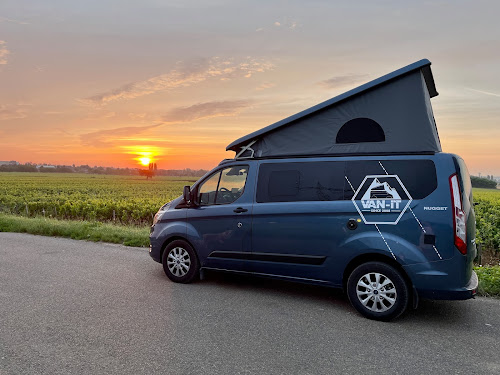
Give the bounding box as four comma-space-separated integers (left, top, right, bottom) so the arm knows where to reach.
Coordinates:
0, 161, 19, 166
36, 165, 56, 169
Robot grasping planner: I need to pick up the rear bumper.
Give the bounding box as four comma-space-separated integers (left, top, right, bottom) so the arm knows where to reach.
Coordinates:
415, 270, 478, 300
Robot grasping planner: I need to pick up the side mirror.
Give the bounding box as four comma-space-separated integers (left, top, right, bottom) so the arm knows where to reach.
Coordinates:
183, 185, 191, 204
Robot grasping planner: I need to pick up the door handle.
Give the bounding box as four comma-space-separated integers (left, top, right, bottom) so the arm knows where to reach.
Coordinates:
233, 207, 248, 213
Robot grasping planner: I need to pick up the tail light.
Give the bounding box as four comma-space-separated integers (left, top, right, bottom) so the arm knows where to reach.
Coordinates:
449, 173, 467, 254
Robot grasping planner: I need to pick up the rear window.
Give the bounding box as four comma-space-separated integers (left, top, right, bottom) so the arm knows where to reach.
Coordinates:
257, 161, 345, 203
344, 160, 437, 200
454, 157, 472, 202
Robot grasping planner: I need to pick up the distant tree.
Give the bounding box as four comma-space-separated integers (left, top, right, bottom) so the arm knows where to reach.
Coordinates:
471, 176, 497, 189
139, 169, 154, 179
0, 163, 37, 172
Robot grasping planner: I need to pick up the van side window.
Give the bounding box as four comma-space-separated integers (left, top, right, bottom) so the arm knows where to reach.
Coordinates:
344, 160, 437, 200
198, 166, 248, 205
269, 170, 300, 197
217, 166, 248, 204
199, 172, 220, 205
257, 162, 345, 203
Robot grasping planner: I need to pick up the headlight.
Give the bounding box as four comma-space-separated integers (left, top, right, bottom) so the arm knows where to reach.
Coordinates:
152, 211, 163, 225
152, 202, 171, 225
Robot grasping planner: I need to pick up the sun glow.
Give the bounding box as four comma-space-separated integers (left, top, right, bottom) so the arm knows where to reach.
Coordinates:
139, 157, 151, 166
120, 145, 165, 168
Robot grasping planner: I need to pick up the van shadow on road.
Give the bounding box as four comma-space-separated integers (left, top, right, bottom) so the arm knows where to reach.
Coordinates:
151, 267, 482, 325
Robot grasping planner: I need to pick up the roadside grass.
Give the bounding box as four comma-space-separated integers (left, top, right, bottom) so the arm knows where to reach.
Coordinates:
474, 266, 500, 297
0, 213, 149, 247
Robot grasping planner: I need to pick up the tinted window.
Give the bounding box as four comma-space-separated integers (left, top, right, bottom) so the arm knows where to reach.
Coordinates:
344, 160, 437, 200
198, 166, 248, 205
257, 161, 345, 203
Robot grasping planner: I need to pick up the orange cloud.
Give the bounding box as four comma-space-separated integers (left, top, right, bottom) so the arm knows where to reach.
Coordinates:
80, 57, 273, 107
162, 100, 253, 123
0, 40, 10, 65
80, 124, 162, 147
0, 104, 29, 120
256, 82, 276, 91
318, 74, 369, 89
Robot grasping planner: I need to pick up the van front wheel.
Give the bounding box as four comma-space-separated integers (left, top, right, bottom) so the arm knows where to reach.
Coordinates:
162, 240, 199, 284
347, 262, 409, 321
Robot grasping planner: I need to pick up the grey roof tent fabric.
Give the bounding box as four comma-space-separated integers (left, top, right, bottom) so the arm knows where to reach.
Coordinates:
227, 59, 441, 158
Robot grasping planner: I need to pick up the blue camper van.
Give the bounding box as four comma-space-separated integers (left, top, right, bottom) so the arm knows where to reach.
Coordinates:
149, 60, 478, 321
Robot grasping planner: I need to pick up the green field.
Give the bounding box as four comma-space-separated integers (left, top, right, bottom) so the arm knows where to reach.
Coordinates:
473, 188, 500, 256
0, 173, 195, 225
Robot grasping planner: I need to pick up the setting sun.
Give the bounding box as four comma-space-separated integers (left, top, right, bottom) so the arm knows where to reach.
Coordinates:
139, 157, 151, 166
122, 146, 162, 168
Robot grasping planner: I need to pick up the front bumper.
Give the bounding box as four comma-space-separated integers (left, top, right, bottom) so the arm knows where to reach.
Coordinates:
149, 231, 162, 263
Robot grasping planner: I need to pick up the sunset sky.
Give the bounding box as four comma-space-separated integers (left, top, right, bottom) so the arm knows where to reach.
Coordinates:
1, 0, 499, 174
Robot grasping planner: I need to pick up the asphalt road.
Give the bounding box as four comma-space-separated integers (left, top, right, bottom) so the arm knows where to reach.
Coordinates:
1, 232, 499, 375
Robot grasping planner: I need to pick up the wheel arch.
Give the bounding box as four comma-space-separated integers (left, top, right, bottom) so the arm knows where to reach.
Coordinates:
160, 236, 197, 263
342, 253, 414, 294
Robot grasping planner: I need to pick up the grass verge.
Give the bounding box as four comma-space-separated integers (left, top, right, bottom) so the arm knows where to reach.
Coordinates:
474, 266, 500, 297
0, 213, 149, 247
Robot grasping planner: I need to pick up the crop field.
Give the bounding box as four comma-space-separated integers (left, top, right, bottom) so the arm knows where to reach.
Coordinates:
0, 172, 499, 254
0, 173, 196, 225
473, 188, 500, 255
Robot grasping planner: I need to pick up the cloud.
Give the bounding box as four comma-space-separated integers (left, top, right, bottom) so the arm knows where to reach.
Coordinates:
275, 17, 300, 30
84, 111, 116, 120
80, 99, 253, 147
256, 82, 276, 91
318, 74, 369, 89
466, 88, 500, 98
162, 100, 253, 123
259, 18, 300, 32
0, 104, 29, 120
0, 41, 10, 65
80, 124, 162, 147
0, 17, 29, 25
44, 111, 64, 115
81, 57, 273, 107
56, 128, 72, 136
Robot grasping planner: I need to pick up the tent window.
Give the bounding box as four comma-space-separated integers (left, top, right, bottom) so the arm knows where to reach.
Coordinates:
336, 118, 385, 144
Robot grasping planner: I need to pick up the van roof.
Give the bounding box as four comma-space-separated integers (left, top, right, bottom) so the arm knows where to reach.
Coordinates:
226, 59, 440, 158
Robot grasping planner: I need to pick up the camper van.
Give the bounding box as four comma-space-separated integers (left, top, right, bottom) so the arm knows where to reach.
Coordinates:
149, 59, 477, 321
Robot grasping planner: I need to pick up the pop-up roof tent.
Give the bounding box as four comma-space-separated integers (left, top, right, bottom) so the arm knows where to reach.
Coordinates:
226, 59, 440, 158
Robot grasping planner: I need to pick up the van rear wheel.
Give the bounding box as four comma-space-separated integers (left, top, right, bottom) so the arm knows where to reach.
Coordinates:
162, 240, 199, 284
347, 262, 409, 321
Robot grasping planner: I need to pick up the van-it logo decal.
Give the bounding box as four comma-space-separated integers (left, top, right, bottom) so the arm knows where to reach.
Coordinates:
352, 175, 412, 225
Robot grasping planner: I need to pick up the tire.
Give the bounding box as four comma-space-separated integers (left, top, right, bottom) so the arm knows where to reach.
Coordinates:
347, 261, 409, 321
162, 240, 200, 284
